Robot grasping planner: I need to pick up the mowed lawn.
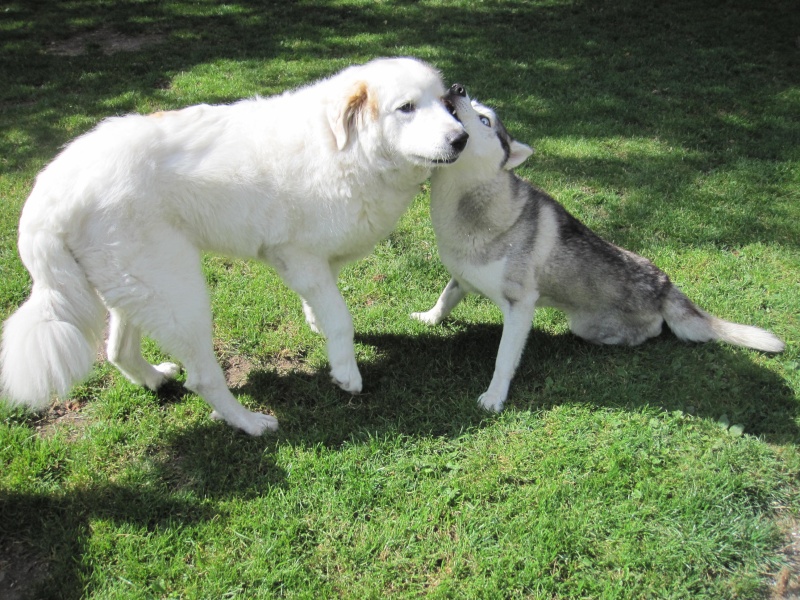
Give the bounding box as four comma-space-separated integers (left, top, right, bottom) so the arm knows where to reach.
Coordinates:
1, 1, 798, 598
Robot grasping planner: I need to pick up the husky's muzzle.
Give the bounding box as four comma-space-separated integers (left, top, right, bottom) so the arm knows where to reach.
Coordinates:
432, 83, 469, 160
444, 83, 468, 124
450, 83, 467, 97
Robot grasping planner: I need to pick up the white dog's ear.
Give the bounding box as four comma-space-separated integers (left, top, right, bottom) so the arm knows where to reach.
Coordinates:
328, 81, 377, 151
504, 140, 534, 170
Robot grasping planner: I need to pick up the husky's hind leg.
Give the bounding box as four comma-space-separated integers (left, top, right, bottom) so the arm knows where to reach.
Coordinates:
107, 308, 180, 390
568, 310, 663, 346
411, 278, 467, 325
479, 297, 537, 413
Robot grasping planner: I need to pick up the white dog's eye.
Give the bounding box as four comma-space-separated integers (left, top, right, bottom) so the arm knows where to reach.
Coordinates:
397, 102, 416, 113
479, 115, 491, 127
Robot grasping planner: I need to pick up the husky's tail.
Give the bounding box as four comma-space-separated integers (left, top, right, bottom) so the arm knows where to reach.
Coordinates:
1, 230, 105, 411
661, 285, 784, 353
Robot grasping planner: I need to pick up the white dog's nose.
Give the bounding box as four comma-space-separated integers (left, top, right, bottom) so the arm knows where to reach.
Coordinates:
449, 130, 469, 153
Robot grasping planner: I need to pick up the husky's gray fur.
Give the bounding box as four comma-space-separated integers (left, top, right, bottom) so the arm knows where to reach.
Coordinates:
413, 84, 785, 412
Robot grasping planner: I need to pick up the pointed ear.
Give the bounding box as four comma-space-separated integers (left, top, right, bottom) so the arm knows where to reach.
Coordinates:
504, 140, 534, 170
328, 81, 377, 151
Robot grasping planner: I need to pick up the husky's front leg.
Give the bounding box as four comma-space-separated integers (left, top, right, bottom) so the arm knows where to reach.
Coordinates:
411, 278, 467, 325
479, 297, 537, 412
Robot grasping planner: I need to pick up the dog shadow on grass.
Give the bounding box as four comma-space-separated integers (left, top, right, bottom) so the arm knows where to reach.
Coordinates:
354, 324, 799, 444
216, 322, 799, 447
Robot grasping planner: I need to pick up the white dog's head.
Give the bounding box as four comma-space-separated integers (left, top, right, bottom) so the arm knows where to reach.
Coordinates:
327, 58, 468, 167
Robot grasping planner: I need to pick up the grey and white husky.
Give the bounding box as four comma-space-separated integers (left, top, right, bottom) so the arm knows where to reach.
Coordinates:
412, 84, 785, 413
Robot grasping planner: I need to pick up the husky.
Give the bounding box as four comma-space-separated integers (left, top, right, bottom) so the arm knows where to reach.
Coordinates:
0, 58, 468, 435
412, 84, 784, 413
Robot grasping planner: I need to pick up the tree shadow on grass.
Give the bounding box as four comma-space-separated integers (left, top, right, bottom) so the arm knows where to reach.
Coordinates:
3, 0, 798, 176
0, 419, 289, 599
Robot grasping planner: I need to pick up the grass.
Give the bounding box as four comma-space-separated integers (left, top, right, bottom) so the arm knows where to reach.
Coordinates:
1, 0, 799, 597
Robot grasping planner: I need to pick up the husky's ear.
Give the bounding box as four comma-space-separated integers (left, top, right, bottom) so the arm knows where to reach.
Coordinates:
504, 140, 534, 170
328, 81, 378, 151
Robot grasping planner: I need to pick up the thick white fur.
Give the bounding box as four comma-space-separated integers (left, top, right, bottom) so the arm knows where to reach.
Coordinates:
1, 57, 465, 435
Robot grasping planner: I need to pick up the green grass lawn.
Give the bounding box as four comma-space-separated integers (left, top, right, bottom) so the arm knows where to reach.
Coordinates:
1, 0, 799, 598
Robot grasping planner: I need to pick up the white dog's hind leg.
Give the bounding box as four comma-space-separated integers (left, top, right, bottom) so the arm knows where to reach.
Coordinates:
411, 278, 467, 325
94, 238, 277, 436
275, 254, 362, 394
188, 351, 278, 436
153, 306, 277, 436
478, 297, 537, 413
107, 309, 180, 390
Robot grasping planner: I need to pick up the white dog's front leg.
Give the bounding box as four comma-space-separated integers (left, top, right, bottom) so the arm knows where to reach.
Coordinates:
301, 298, 321, 334
479, 298, 537, 412
411, 278, 467, 325
277, 255, 362, 394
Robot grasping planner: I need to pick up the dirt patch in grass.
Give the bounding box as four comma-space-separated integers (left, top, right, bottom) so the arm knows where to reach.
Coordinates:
46, 26, 166, 56
223, 354, 256, 388
33, 400, 89, 441
772, 521, 800, 599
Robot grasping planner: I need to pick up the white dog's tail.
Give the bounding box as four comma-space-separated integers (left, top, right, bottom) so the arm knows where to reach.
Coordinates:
662, 285, 784, 353
1, 230, 105, 411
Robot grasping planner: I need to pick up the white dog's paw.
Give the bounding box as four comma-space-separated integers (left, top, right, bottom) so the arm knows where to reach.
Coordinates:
156, 362, 181, 379
410, 310, 441, 326
331, 365, 362, 394
211, 409, 279, 436
478, 392, 505, 413
144, 362, 181, 390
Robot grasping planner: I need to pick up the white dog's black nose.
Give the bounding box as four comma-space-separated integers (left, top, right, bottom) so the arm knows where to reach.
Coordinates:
450, 84, 467, 97
449, 130, 469, 153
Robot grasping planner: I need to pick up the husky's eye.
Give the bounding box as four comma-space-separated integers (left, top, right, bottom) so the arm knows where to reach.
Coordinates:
479, 115, 491, 127
397, 102, 416, 113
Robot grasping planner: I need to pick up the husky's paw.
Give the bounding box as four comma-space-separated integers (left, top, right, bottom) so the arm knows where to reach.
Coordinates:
331, 365, 363, 394
145, 362, 181, 390
410, 310, 442, 326
478, 392, 505, 413
211, 409, 279, 436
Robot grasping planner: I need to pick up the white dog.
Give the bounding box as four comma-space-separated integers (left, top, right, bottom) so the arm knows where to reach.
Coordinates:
1, 57, 467, 435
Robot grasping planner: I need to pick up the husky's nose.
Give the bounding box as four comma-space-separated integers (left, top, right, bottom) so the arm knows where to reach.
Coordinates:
449, 130, 469, 153
450, 84, 467, 97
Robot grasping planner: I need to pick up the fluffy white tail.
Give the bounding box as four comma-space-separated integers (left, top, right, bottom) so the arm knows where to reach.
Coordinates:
1, 231, 105, 411
662, 286, 784, 353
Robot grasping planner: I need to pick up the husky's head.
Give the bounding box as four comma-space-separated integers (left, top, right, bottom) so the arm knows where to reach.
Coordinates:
442, 83, 533, 171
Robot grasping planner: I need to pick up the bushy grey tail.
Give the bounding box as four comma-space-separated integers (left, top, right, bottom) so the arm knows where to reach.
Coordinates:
1, 231, 105, 411
661, 286, 784, 353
